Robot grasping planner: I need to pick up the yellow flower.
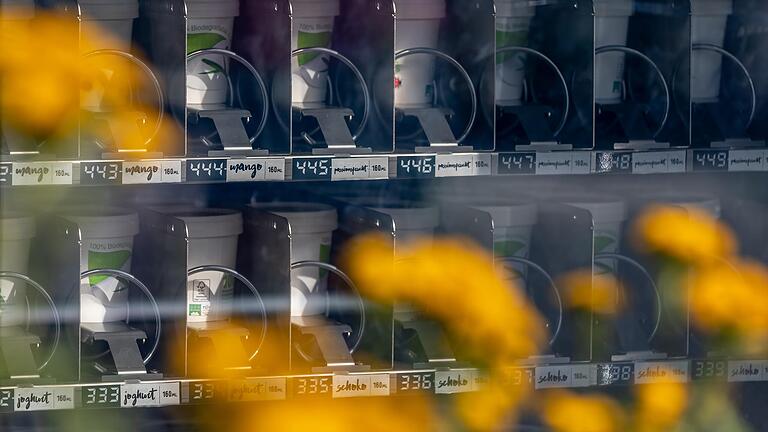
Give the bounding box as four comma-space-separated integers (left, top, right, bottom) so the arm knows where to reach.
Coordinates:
689, 258, 768, 350
540, 390, 625, 432
633, 205, 736, 264
455, 371, 531, 431
559, 269, 622, 315
236, 394, 440, 432
634, 376, 688, 432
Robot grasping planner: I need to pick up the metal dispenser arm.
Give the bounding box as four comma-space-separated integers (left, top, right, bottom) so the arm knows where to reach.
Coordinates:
595, 253, 662, 342
496, 257, 563, 346
395, 47, 477, 145
79, 268, 162, 365
186, 48, 270, 148
692, 43, 757, 128
187, 265, 268, 361
82, 49, 166, 150
290, 47, 371, 146
290, 260, 366, 362
495, 46, 570, 137
0, 272, 61, 371
595, 45, 670, 139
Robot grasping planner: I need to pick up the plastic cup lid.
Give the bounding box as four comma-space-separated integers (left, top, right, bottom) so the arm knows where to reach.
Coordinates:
165, 208, 243, 239
593, 0, 634, 16
561, 195, 627, 223
185, 0, 239, 19
690, 0, 733, 15
63, 207, 139, 239
78, 0, 139, 20
290, 0, 340, 18
0, 212, 36, 241
251, 202, 338, 235
394, 0, 446, 20
473, 201, 537, 228
368, 204, 439, 232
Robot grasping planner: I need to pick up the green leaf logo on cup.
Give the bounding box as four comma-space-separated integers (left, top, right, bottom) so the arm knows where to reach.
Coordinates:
185, 0, 240, 106
63, 208, 139, 324
291, 0, 340, 107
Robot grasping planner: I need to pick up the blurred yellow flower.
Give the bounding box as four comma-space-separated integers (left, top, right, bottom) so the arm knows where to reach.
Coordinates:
455, 371, 530, 431
237, 394, 440, 432
559, 269, 622, 315
342, 233, 547, 366
633, 205, 736, 264
541, 390, 625, 432
634, 377, 688, 432
689, 258, 768, 352
0, 11, 161, 150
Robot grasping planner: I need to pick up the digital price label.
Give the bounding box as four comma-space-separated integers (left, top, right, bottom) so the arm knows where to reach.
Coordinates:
186, 159, 227, 182
595, 151, 633, 174
291, 157, 332, 180
396, 372, 435, 394
396, 155, 436, 179
691, 359, 727, 381
691, 149, 729, 172
182, 381, 225, 405
0, 389, 13, 413
80, 161, 122, 185
497, 152, 536, 175
81, 385, 121, 408
0, 163, 12, 185
596, 363, 634, 386
291, 376, 332, 398
501, 367, 534, 387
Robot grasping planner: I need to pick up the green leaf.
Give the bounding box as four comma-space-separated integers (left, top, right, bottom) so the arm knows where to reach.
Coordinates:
187, 32, 227, 54
88, 250, 131, 285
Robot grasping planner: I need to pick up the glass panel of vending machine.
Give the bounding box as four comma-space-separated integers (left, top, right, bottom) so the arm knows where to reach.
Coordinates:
1, 0, 768, 430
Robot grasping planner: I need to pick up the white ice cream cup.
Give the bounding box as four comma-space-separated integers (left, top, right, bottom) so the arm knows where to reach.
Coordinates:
252, 203, 338, 317
565, 196, 627, 274
290, 0, 340, 107
167, 208, 243, 324
473, 201, 537, 283
78, 0, 139, 111
0, 213, 36, 327
495, 1, 536, 106
185, 0, 240, 107
593, 0, 634, 105
394, 0, 446, 108
369, 204, 439, 321
690, 0, 733, 103
64, 208, 139, 324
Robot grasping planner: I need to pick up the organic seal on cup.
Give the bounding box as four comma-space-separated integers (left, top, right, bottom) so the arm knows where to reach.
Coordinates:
690, 0, 733, 103
185, 0, 240, 107
0, 212, 36, 327
63, 207, 139, 324
393, 0, 447, 108
593, 0, 634, 105
495, 0, 536, 106
250, 202, 338, 317
290, 0, 341, 107
166, 208, 243, 324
